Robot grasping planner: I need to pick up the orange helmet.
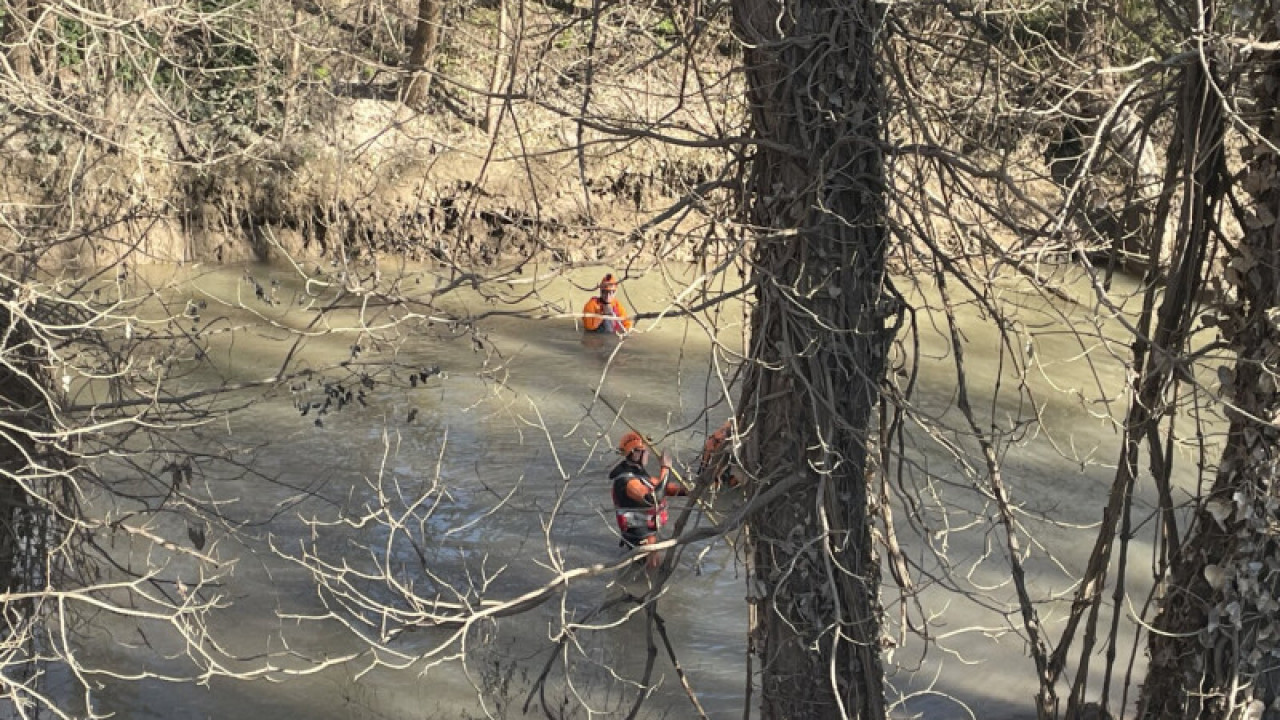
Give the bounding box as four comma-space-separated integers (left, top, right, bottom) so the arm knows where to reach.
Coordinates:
618, 431, 646, 455
599, 274, 619, 292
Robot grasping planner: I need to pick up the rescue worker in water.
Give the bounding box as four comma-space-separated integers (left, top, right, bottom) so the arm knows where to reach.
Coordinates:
611, 430, 686, 569
582, 274, 632, 334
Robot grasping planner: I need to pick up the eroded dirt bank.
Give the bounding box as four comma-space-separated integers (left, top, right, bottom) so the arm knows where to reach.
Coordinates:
1, 98, 728, 271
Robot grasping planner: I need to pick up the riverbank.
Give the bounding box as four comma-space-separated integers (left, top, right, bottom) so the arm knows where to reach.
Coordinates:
0, 1, 736, 273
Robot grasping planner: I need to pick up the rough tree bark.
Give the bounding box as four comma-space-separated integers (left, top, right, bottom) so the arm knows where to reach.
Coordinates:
403, 0, 444, 108
732, 0, 893, 717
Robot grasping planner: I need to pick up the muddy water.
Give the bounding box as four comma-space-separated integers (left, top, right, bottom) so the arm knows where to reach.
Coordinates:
68, 261, 1214, 719
887, 273, 1220, 719
68, 261, 751, 720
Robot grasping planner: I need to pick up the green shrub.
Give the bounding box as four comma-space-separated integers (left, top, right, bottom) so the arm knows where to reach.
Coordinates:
56, 17, 88, 68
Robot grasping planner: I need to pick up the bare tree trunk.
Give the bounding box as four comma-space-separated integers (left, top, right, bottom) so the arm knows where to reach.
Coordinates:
282, 7, 302, 139
403, 0, 443, 108
4, 0, 38, 80
483, 0, 510, 134
732, 0, 891, 716
1043, 0, 1167, 277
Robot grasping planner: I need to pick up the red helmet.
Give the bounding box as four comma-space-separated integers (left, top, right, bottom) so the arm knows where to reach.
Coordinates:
599, 274, 619, 292
618, 431, 646, 455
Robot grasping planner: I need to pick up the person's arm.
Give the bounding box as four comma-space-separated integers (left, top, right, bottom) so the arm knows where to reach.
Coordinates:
624, 477, 658, 505
582, 298, 602, 331
657, 452, 686, 496
613, 301, 633, 330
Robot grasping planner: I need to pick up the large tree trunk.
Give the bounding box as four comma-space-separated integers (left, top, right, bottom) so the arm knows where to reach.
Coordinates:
402, 0, 443, 109
1138, 8, 1280, 719
732, 0, 891, 717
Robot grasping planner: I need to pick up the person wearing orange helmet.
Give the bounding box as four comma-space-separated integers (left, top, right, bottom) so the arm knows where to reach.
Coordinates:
582, 274, 632, 334
610, 430, 686, 568
697, 421, 740, 488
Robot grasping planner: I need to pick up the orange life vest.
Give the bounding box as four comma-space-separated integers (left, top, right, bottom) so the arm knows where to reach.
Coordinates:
583, 297, 631, 333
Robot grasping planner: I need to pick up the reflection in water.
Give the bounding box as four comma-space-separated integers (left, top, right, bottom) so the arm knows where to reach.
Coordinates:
70, 261, 1215, 719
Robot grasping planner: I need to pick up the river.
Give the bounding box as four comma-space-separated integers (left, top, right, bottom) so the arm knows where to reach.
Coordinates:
55, 259, 1215, 719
